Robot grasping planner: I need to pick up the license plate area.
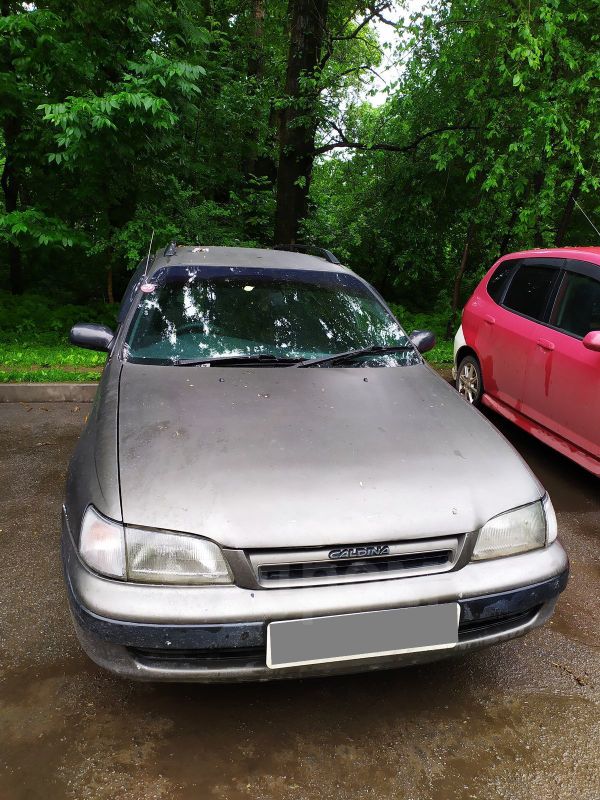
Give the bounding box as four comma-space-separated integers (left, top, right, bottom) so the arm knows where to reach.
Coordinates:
266, 604, 459, 669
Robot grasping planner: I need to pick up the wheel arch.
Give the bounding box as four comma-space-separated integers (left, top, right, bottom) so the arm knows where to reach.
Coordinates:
455, 345, 480, 367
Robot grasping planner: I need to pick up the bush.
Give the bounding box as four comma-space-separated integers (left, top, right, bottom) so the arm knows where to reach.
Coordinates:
0, 292, 115, 381
389, 304, 454, 364
0, 291, 118, 345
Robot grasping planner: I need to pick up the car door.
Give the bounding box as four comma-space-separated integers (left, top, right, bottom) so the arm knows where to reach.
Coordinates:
521, 260, 600, 458
478, 258, 564, 411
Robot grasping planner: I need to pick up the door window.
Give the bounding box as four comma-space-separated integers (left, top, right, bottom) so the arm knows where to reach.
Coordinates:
486, 260, 517, 303
551, 272, 600, 338
503, 263, 559, 321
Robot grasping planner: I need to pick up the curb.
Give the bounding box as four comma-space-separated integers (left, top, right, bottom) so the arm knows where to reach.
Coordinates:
0, 383, 98, 403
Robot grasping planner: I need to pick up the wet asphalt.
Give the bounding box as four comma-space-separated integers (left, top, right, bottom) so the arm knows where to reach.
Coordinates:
0, 398, 598, 800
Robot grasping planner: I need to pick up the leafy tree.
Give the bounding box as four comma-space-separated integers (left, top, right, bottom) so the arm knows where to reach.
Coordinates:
1, 0, 599, 318
307, 0, 600, 320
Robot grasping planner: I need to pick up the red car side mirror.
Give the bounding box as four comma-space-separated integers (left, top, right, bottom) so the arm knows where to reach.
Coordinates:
582, 331, 600, 352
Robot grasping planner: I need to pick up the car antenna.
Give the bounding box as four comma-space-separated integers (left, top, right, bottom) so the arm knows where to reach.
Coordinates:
139, 230, 157, 293
573, 199, 600, 240
143, 229, 155, 282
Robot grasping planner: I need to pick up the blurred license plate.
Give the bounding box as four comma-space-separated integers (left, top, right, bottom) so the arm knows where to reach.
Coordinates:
267, 604, 459, 669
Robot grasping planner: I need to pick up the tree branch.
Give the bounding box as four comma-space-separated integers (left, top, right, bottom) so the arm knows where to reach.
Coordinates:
372, 10, 397, 27
314, 124, 477, 156
319, 2, 392, 71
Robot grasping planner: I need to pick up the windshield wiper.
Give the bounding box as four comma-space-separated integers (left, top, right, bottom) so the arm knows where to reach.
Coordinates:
295, 344, 414, 368
174, 354, 302, 367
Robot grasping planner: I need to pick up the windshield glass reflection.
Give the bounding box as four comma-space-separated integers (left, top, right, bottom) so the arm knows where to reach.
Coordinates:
124, 267, 417, 367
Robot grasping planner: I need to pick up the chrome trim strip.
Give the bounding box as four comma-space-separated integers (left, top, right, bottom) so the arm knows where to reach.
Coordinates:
248, 537, 461, 588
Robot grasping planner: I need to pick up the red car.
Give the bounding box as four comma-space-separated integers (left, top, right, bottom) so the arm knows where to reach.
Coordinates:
453, 247, 600, 476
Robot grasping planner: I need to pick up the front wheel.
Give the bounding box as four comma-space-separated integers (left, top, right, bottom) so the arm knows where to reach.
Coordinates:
456, 354, 483, 406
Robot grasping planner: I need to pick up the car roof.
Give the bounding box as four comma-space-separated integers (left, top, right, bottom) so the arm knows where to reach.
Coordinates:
148, 245, 353, 277
499, 246, 600, 266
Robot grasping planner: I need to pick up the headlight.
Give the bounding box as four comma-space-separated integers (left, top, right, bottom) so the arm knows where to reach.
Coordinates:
125, 527, 232, 584
472, 499, 552, 561
78, 506, 232, 584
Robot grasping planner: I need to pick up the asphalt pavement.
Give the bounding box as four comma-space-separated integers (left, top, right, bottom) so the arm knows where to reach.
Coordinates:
0, 400, 598, 800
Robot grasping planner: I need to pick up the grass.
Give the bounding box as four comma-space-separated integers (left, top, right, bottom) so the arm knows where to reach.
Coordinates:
0, 367, 103, 383
0, 292, 454, 382
0, 291, 115, 383
0, 342, 106, 383
0, 342, 106, 367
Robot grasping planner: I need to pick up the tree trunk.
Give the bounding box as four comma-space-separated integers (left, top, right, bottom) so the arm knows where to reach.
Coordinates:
248, 0, 266, 80
274, 0, 328, 244
244, 0, 270, 181
106, 266, 114, 305
445, 221, 475, 340
532, 169, 545, 248
1, 136, 23, 294
556, 174, 584, 246
1, 145, 23, 294
1, 1, 24, 294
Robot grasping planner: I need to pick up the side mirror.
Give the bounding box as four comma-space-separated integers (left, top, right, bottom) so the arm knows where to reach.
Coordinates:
410, 329, 436, 354
582, 330, 600, 352
70, 323, 114, 352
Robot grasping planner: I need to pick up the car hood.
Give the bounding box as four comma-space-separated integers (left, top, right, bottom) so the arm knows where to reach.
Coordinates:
117, 363, 543, 549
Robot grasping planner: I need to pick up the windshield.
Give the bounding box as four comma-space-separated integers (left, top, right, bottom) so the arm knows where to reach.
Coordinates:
124, 267, 418, 367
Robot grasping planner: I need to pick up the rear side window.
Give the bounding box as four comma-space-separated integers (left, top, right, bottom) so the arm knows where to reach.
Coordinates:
486, 261, 516, 302
551, 272, 600, 338
502, 263, 559, 321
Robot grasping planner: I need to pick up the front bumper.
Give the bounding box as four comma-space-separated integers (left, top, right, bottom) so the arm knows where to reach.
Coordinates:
62, 517, 569, 683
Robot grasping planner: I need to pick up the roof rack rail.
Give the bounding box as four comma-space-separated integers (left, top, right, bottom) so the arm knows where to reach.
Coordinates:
273, 243, 340, 265
164, 240, 178, 257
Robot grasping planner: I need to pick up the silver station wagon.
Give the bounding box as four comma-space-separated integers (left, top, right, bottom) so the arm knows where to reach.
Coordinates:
62, 244, 569, 682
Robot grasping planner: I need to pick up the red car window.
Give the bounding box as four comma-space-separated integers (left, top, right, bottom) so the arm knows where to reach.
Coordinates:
503, 264, 559, 321
486, 261, 517, 302
551, 272, 600, 338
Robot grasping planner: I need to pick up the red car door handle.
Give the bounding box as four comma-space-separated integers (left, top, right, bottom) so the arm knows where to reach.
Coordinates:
484, 314, 496, 325
537, 338, 555, 351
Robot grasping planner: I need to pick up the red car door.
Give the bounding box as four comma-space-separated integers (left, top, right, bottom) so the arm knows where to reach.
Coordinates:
477, 259, 564, 412
522, 262, 600, 460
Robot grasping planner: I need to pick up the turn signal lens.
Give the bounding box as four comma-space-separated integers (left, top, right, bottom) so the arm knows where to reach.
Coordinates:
543, 494, 557, 544
79, 506, 126, 578
472, 501, 547, 561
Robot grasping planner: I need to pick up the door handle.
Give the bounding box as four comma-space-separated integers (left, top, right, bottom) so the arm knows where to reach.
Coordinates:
484, 314, 496, 325
537, 338, 555, 351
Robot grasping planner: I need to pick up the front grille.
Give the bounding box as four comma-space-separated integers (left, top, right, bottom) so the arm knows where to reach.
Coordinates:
259, 551, 452, 583
249, 536, 461, 587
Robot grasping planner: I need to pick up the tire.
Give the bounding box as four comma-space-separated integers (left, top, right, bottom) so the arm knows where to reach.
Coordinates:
456, 354, 483, 406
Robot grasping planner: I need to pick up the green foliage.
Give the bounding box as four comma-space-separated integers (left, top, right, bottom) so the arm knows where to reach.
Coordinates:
0, 209, 84, 248
0, 291, 113, 381
1, 0, 599, 369
389, 304, 454, 364
0, 291, 116, 344
308, 0, 600, 311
